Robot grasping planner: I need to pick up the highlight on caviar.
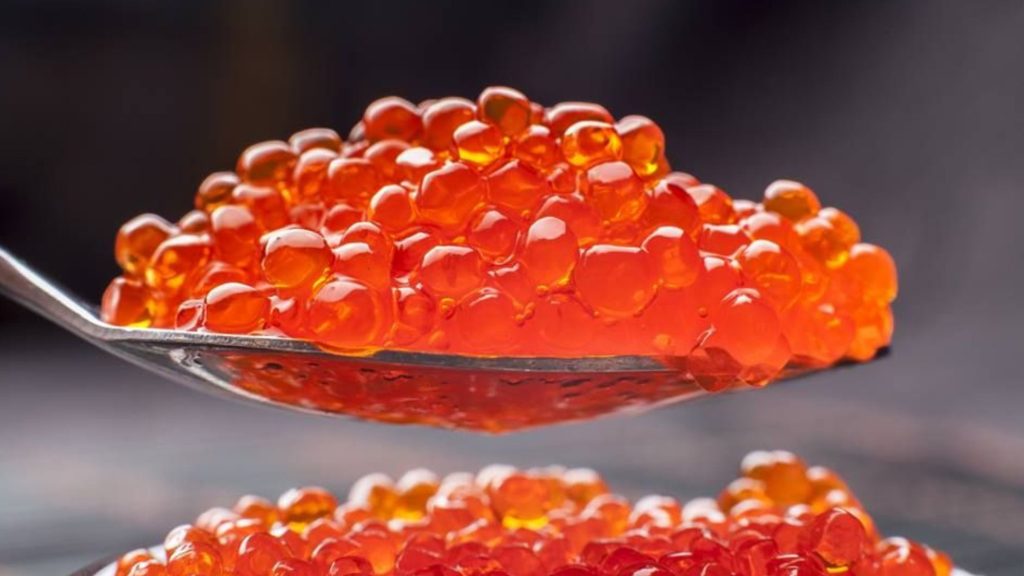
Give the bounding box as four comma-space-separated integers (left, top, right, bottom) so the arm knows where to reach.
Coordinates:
111, 451, 950, 576
102, 86, 897, 388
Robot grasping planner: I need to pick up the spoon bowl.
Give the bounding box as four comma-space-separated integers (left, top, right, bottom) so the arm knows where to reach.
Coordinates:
0, 245, 866, 432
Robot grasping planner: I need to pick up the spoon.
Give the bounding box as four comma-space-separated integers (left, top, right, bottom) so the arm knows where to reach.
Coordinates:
0, 244, 865, 432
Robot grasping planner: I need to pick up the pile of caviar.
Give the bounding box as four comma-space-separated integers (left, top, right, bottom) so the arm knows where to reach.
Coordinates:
102, 86, 897, 382
115, 451, 950, 576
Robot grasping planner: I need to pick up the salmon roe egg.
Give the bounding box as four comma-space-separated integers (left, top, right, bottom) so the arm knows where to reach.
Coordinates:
368, 184, 417, 233
129, 560, 168, 576
279, 486, 339, 525
845, 243, 898, 303
531, 294, 595, 352
453, 288, 520, 353
415, 163, 487, 231
419, 245, 486, 299
338, 222, 393, 260
706, 288, 784, 368
332, 242, 392, 289
102, 277, 153, 327
796, 215, 851, 268
365, 139, 411, 181
237, 141, 297, 187
561, 121, 623, 168
163, 541, 222, 573
741, 211, 799, 250
115, 214, 176, 276
203, 282, 269, 333
321, 203, 362, 237
699, 224, 751, 257
308, 276, 391, 349
513, 125, 561, 170
686, 184, 736, 225
819, 207, 861, 246
545, 102, 614, 136
196, 172, 240, 212
174, 299, 205, 330
422, 97, 476, 152
738, 240, 802, 308
363, 96, 422, 142
582, 161, 646, 223
237, 533, 289, 576
452, 120, 505, 167
146, 234, 213, 292
261, 229, 333, 291
486, 160, 551, 213
643, 179, 701, 235
467, 209, 520, 264
616, 115, 667, 177
478, 86, 532, 136
393, 229, 439, 277
211, 205, 261, 267
641, 226, 700, 289
763, 180, 821, 221
520, 216, 579, 288
803, 508, 868, 569
116, 550, 154, 576
575, 245, 657, 318
535, 194, 602, 247
326, 158, 380, 206
392, 286, 436, 346
231, 184, 290, 231
234, 494, 280, 525
289, 127, 342, 153
178, 210, 211, 234
395, 147, 441, 185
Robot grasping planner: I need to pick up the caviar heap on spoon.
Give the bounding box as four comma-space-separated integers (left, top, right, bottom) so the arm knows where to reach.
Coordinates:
0, 87, 897, 432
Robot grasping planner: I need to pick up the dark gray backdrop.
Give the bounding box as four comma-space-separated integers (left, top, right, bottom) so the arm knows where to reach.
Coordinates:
1, 2, 1023, 575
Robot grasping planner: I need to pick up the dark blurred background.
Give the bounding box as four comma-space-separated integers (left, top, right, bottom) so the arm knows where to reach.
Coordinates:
2, 1, 1023, 575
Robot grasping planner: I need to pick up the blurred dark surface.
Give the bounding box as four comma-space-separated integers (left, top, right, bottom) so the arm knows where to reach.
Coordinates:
2, 1, 1024, 575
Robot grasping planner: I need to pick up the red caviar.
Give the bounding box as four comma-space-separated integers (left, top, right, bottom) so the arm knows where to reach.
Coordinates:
114, 452, 950, 576
102, 86, 897, 385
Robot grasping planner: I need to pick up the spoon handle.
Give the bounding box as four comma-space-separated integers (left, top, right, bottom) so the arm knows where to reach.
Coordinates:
0, 244, 103, 335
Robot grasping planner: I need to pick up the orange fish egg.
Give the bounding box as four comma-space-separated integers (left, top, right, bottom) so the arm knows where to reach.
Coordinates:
422, 97, 476, 152
261, 229, 333, 291
575, 245, 657, 318
478, 86, 532, 136
363, 96, 422, 142
203, 282, 270, 334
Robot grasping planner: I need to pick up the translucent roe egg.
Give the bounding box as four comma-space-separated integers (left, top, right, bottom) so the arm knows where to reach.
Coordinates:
363, 97, 422, 142
261, 229, 333, 291
574, 245, 657, 318
308, 276, 391, 350
415, 163, 487, 231
204, 282, 270, 334
520, 217, 579, 288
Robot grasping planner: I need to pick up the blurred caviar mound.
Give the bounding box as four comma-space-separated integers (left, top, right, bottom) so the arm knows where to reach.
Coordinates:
102, 86, 897, 386
114, 451, 949, 576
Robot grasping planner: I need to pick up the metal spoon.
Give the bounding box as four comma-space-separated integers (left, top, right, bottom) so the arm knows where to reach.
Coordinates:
0, 244, 853, 432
